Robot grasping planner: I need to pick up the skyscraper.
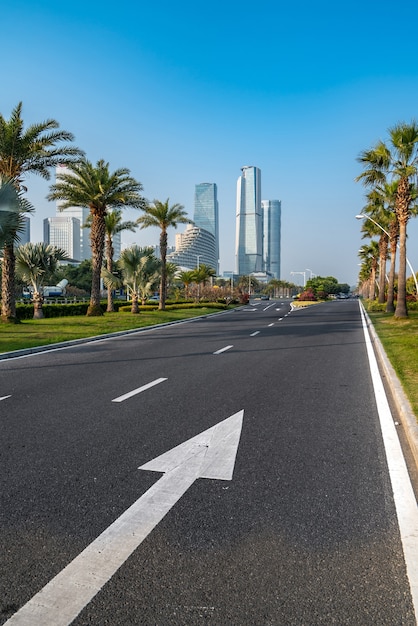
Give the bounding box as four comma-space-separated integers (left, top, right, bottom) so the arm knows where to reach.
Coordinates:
44, 216, 81, 261
235, 166, 262, 275
55, 166, 91, 261
194, 183, 219, 273
262, 199, 281, 279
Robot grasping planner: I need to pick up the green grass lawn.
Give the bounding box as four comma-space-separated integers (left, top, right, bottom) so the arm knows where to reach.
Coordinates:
0, 308, 219, 354
366, 309, 418, 419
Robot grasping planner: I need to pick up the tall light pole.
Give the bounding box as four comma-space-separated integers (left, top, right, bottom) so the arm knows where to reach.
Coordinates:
355, 214, 418, 294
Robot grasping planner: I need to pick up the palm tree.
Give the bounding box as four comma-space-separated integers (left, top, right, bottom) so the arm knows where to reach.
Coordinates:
192, 263, 216, 301
356, 121, 418, 317
48, 159, 146, 316
86, 208, 137, 312
136, 199, 191, 310
0, 102, 83, 322
358, 241, 379, 300
114, 246, 160, 313
359, 207, 389, 305
15, 243, 69, 318
178, 270, 195, 299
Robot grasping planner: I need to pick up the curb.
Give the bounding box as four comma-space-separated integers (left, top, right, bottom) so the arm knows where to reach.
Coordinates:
363, 307, 418, 470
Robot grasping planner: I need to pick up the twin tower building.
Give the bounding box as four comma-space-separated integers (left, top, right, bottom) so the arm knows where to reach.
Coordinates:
44, 165, 281, 279
169, 165, 281, 279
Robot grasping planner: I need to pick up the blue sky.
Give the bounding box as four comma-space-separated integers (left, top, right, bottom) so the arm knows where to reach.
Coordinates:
3, 0, 418, 286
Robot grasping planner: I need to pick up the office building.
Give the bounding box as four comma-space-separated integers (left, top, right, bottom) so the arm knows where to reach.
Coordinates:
44, 216, 81, 261
167, 224, 217, 271
261, 199, 281, 279
235, 166, 262, 275
194, 183, 219, 273
55, 166, 91, 261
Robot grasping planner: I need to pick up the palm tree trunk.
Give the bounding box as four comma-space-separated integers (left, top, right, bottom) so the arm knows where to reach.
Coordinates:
386, 236, 397, 313
1, 243, 18, 323
131, 293, 139, 314
33, 292, 44, 319
395, 220, 408, 318
106, 236, 115, 313
159, 230, 167, 311
378, 238, 388, 304
88, 212, 106, 316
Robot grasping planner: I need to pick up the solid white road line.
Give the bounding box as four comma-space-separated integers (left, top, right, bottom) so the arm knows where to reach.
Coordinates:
359, 302, 418, 619
112, 378, 167, 403
213, 345, 233, 355
5, 411, 244, 626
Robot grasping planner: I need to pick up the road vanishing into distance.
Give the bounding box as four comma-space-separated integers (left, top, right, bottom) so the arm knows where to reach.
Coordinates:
1, 299, 417, 625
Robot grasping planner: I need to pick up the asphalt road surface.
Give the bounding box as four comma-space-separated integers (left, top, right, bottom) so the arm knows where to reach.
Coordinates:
1, 299, 417, 625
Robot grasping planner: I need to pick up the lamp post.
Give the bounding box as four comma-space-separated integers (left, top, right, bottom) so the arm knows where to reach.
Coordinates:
355, 214, 418, 294
305, 268, 314, 280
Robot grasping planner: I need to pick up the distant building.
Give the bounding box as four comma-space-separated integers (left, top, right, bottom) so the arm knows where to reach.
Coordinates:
167, 224, 217, 271
261, 199, 281, 279
44, 216, 81, 261
54, 165, 91, 261
194, 183, 219, 273
235, 166, 262, 275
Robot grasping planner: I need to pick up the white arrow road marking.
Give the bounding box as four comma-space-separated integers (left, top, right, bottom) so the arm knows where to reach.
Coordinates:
112, 378, 167, 402
213, 345, 233, 354
5, 411, 244, 626
0, 395, 11, 401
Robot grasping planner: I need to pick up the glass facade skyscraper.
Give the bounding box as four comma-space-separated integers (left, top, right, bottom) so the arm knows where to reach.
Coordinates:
262, 199, 281, 279
235, 166, 262, 275
194, 183, 219, 273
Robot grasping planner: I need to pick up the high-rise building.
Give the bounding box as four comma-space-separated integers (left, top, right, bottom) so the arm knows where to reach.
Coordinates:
55, 166, 91, 261
235, 166, 262, 275
44, 216, 81, 261
194, 183, 219, 273
167, 224, 217, 271
261, 200, 281, 279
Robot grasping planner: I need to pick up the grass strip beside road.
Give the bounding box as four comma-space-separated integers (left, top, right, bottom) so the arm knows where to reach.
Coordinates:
0, 309, 217, 355
367, 309, 418, 420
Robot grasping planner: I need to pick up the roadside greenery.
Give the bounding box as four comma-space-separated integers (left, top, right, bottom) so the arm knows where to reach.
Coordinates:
0, 307, 229, 354
365, 305, 418, 418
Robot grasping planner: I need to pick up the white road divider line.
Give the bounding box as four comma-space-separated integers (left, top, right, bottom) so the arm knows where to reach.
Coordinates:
0, 395, 11, 401
112, 378, 167, 403
250, 331, 260, 336
268, 323, 274, 327
360, 302, 418, 619
213, 345, 233, 355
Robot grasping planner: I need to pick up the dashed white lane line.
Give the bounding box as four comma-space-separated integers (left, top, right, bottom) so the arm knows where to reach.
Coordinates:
268, 323, 274, 327
360, 302, 418, 619
213, 345, 233, 355
250, 331, 260, 336
112, 378, 167, 403
0, 395, 11, 401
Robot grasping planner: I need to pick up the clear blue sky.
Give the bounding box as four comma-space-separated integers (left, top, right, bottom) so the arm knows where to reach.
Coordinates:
3, 0, 418, 286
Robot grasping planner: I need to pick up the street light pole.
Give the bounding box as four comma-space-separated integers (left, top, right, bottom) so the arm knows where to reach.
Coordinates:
355, 214, 418, 294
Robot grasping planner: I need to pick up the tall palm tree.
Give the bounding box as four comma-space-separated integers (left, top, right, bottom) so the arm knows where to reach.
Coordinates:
136, 199, 191, 310
48, 159, 146, 316
362, 181, 400, 311
86, 208, 137, 312
356, 121, 418, 317
358, 241, 379, 300
0, 102, 83, 322
15, 243, 69, 319
359, 206, 388, 305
